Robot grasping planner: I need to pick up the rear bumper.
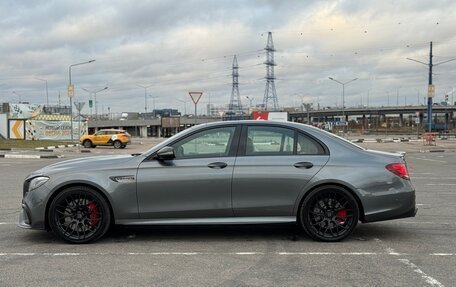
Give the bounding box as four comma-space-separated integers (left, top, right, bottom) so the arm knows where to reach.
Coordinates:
364, 206, 417, 223
363, 190, 417, 223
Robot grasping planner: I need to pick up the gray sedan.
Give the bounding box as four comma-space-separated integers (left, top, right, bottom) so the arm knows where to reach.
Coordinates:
19, 121, 417, 243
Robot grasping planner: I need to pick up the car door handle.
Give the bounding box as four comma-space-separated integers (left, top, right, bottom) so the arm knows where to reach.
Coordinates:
294, 162, 314, 169
207, 162, 228, 169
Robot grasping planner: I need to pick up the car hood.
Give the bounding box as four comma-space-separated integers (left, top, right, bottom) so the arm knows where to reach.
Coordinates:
31, 155, 140, 176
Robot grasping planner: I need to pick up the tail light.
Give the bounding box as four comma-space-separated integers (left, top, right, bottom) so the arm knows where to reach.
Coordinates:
386, 163, 410, 180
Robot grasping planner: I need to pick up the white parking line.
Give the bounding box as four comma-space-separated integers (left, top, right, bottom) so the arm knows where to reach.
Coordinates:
0, 251, 454, 257
412, 157, 447, 163
426, 183, 456, 186
431, 253, 456, 256
397, 258, 444, 287
412, 177, 456, 180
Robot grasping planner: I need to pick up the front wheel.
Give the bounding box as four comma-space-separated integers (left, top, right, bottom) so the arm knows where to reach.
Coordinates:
83, 140, 92, 148
48, 186, 111, 244
113, 140, 122, 149
299, 186, 359, 242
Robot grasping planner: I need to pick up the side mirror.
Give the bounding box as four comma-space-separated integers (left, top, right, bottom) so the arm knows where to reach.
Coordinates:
155, 146, 175, 160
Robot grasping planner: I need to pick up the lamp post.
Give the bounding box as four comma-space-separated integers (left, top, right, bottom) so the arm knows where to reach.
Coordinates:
245, 96, 254, 108
68, 60, 95, 142
12, 91, 23, 103
82, 87, 108, 120
176, 99, 188, 115
137, 84, 153, 114
328, 77, 358, 126
35, 78, 49, 106
149, 95, 158, 118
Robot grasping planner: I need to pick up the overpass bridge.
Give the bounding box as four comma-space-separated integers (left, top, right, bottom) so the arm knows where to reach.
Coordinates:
88, 105, 456, 137
289, 105, 456, 130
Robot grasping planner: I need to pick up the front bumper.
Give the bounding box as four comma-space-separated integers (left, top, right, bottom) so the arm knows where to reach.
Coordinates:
18, 183, 50, 230
18, 204, 32, 229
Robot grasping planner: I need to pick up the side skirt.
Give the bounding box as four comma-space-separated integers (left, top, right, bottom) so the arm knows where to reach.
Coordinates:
116, 216, 296, 226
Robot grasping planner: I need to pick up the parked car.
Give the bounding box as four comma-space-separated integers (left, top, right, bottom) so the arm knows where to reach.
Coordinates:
80, 129, 131, 149
19, 121, 416, 243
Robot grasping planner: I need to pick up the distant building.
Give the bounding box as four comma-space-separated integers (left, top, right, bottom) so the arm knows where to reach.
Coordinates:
152, 109, 180, 117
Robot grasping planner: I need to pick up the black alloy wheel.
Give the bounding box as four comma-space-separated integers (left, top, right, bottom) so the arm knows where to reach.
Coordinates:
113, 140, 122, 149
48, 186, 111, 243
300, 186, 359, 242
83, 140, 92, 148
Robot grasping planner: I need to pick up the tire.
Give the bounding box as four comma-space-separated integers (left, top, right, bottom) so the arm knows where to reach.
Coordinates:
299, 185, 359, 242
113, 140, 122, 149
83, 140, 93, 148
48, 186, 111, 244
120, 145, 126, 149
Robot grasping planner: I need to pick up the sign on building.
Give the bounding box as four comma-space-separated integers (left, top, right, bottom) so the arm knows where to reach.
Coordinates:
252, 111, 288, 121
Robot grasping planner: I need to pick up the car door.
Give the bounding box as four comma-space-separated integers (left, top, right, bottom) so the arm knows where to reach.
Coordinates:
92, 131, 107, 145
232, 125, 330, 217
136, 125, 240, 219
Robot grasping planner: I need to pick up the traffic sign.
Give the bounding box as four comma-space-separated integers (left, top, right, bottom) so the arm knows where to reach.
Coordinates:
74, 102, 85, 113
68, 84, 74, 98
427, 84, 435, 97
188, 92, 203, 104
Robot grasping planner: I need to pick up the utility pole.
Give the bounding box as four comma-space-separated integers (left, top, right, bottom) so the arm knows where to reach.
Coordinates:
407, 41, 456, 132
229, 55, 243, 114
262, 32, 279, 111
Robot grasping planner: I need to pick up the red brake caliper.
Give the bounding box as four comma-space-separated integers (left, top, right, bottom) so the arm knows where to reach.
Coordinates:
336, 210, 347, 223
88, 201, 100, 227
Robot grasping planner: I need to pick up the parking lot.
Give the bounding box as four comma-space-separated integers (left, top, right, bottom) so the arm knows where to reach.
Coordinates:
1, 140, 455, 286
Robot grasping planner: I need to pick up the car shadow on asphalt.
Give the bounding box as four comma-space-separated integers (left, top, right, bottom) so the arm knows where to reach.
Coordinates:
18, 222, 412, 244
104, 222, 412, 243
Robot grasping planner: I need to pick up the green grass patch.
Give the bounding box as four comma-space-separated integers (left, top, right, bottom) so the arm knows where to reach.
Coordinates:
0, 139, 73, 149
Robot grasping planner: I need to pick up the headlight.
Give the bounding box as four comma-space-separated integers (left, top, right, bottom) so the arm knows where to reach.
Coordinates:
29, 176, 49, 191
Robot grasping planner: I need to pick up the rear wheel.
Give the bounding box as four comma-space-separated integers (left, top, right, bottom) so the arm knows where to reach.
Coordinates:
83, 140, 93, 148
300, 186, 359, 242
113, 140, 122, 149
120, 145, 126, 149
48, 186, 111, 244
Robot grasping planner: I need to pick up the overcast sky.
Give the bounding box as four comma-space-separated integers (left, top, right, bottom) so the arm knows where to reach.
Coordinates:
1, 0, 456, 115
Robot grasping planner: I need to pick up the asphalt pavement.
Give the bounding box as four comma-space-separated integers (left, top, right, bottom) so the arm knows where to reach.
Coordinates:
0, 140, 455, 286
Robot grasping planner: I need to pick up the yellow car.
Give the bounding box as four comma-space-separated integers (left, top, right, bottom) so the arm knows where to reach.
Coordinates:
80, 129, 131, 149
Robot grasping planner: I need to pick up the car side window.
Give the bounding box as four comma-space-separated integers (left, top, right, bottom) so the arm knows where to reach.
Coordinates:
172, 127, 236, 159
246, 126, 294, 156
297, 133, 325, 155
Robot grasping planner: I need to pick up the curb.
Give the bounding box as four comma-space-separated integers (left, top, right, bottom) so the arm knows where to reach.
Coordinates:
35, 144, 79, 151
420, 149, 448, 153
0, 154, 64, 159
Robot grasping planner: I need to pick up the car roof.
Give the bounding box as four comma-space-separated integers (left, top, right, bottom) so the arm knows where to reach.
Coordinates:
98, 129, 126, 132
199, 120, 309, 130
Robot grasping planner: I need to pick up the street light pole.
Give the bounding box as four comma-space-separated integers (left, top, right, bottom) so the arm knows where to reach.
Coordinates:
176, 99, 188, 115
149, 95, 158, 117
137, 84, 153, 113
82, 87, 108, 120
246, 96, 254, 108
12, 91, 23, 103
35, 78, 49, 106
68, 60, 95, 142
328, 77, 358, 127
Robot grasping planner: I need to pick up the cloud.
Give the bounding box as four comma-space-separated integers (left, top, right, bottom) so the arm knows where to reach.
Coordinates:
1, 0, 456, 112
